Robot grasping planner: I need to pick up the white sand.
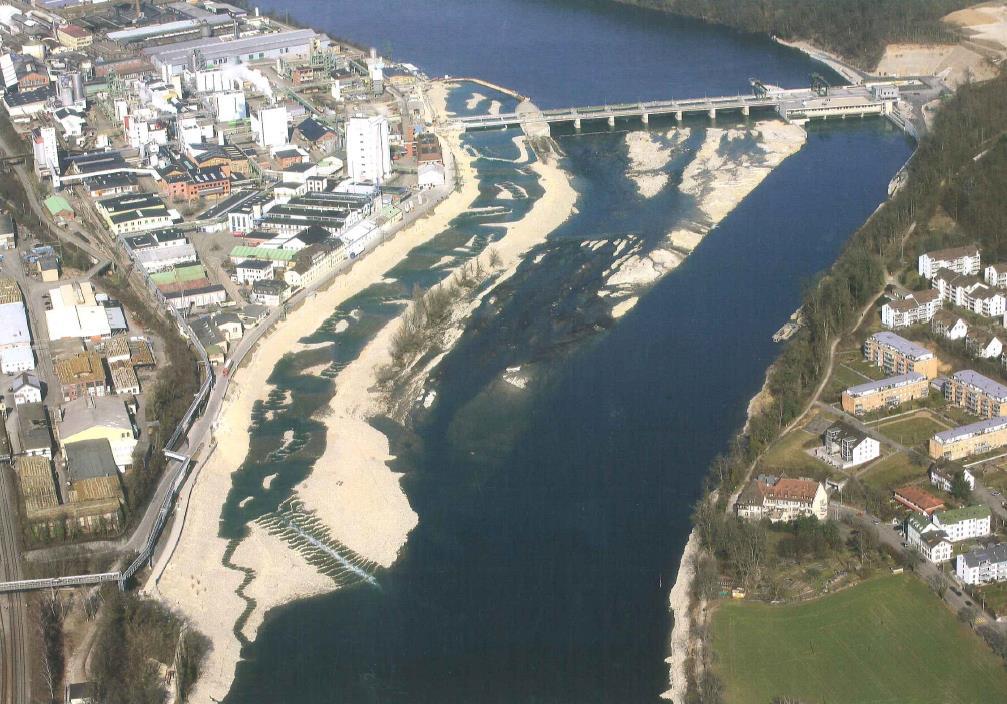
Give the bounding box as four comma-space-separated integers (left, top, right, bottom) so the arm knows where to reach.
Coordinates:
297, 137, 577, 563
262, 473, 278, 490
662, 529, 700, 702
603, 122, 805, 301
488, 100, 502, 116
465, 92, 487, 110
155, 79, 484, 702
625, 129, 690, 199
611, 296, 639, 319
231, 521, 335, 642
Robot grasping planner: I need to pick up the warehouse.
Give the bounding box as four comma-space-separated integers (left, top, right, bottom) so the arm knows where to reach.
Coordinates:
143, 29, 323, 76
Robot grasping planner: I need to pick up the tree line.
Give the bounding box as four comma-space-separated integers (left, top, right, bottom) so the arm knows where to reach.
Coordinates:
615, 0, 972, 68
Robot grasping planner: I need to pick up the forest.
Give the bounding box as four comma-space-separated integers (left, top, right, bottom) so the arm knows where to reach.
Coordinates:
616, 0, 973, 67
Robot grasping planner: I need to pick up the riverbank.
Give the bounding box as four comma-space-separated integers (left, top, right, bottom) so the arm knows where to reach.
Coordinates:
152, 81, 483, 702
297, 134, 578, 565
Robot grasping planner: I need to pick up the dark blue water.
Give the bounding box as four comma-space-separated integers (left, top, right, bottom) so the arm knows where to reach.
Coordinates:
260, 0, 841, 107
218, 2, 914, 702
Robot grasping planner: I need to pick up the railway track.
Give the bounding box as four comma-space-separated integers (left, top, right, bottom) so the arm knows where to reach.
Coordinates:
0, 464, 29, 704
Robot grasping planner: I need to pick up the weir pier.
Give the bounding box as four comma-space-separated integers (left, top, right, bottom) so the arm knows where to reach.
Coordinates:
451, 80, 914, 133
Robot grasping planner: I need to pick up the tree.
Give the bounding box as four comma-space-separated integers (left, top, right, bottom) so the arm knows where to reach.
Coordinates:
959, 605, 979, 628
928, 573, 948, 599
728, 520, 768, 588
950, 471, 972, 502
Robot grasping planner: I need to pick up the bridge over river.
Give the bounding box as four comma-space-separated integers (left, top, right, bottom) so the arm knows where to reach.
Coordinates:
450, 82, 903, 132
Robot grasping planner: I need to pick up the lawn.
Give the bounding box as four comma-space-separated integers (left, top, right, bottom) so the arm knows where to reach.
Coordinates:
861, 452, 924, 492
759, 425, 827, 478
711, 575, 1007, 704
876, 414, 948, 449
823, 363, 873, 403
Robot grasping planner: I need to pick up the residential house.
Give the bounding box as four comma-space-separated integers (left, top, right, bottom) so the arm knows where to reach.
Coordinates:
957, 544, 1007, 585
931, 310, 968, 340
965, 329, 1004, 359
10, 372, 42, 406
283, 240, 347, 290
929, 464, 975, 493
820, 422, 880, 468
944, 370, 1007, 419
735, 475, 828, 522
894, 485, 945, 515
864, 332, 939, 379
58, 396, 137, 471
881, 289, 942, 329
932, 504, 992, 542
841, 372, 928, 416
235, 258, 274, 285
251, 279, 291, 306
906, 513, 953, 563
164, 284, 228, 311
918, 245, 981, 279
930, 417, 1007, 461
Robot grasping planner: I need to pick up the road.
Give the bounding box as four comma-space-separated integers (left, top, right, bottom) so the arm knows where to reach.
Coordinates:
831, 502, 999, 627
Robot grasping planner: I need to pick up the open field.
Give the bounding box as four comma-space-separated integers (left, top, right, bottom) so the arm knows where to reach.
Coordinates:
861, 452, 924, 492
758, 417, 829, 479
712, 575, 1007, 704
876, 413, 949, 449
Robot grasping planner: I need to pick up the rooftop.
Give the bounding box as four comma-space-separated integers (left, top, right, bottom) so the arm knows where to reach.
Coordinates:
845, 372, 926, 398
936, 504, 992, 525
951, 370, 1007, 401
868, 332, 934, 361
934, 416, 1007, 444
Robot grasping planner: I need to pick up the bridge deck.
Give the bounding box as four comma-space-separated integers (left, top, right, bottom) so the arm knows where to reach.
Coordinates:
452, 85, 876, 130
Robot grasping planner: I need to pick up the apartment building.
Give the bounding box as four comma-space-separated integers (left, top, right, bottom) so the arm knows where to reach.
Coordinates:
821, 422, 880, 468
906, 513, 953, 563
735, 475, 828, 522
944, 370, 1007, 419
864, 332, 939, 379
932, 504, 992, 542
932, 269, 1006, 318
841, 372, 929, 416
957, 543, 1007, 585
985, 262, 1007, 288
880, 289, 942, 329
929, 416, 1007, 461
918, 245, 980, 279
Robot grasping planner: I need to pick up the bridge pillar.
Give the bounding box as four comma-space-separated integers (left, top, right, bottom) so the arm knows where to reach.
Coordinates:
675, 111, 683, 122
607, 116, 615, 128
742, 105, 750, 117
574, 118, 581, 131
708, 108, 716, 120
641, 113, 649, 126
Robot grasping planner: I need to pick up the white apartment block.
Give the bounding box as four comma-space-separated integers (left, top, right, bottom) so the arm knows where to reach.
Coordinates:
932, 505, 992, 542
919, 245, 980, 279
957, 543, 1007, 585
906, 514, 952, 563
881, 289, 942, 329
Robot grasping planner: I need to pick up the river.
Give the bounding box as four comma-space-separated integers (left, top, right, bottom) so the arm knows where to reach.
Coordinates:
210, 1, 915, 701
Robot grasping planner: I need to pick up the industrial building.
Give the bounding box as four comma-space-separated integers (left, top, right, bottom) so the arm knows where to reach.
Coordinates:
346, 115, 391, 184
142, 29, 324, 76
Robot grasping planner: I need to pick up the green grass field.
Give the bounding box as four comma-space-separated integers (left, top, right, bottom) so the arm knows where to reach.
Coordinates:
711, 575, 1007, 704
759, 426, 827, 478
861, 452, 924, 492
877, 414, 948, 449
